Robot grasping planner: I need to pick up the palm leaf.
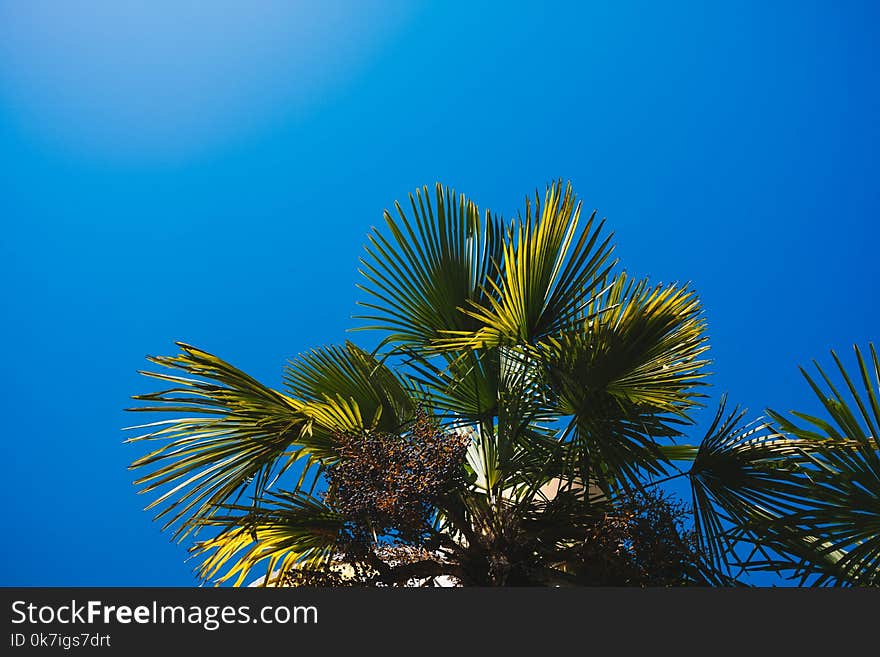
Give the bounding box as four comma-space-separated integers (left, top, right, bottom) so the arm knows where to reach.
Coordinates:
541, 273, 710, 416
405, 348, 501, 421
432, 180, 615, 351
355, 183, 504, 348
126, 343, 324, 539
687, 396, 815, 578
283, 340, 418, 435
535, 272, 710, 494
191, 490, 344, 587
764, 343, 880, 585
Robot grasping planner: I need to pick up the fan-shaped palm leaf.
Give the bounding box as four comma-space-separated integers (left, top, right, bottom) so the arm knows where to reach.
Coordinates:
764, 343, 880, 585
687, 397, 815, 578
192, 490, 344, 587
126, 343, 323, 539
283, 340, 417, 435
433, 180, 615, 351
355, 183, 504, 348
535, 273, 710, 494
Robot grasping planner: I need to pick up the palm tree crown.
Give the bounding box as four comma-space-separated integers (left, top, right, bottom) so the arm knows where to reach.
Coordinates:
127, 181, 879, 586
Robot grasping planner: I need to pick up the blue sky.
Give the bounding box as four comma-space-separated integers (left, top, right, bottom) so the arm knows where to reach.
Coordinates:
1, 1, 877, 586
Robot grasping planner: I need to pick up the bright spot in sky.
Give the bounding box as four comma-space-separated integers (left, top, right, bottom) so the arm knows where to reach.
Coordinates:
0, 1, 415, 161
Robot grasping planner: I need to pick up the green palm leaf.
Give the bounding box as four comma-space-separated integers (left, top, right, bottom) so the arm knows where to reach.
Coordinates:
687, 396, 814, 578
355, 183, 504, 348
283, 340, 417, 434
126, 343, 323, 539
405, 349, 501, 421
764, 343, 880, 585
191, 490, 344, 587
433, 180, 615, 351
536, 272, 710, 494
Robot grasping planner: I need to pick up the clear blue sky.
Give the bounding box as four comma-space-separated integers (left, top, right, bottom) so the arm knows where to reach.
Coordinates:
1, 1, 877, 586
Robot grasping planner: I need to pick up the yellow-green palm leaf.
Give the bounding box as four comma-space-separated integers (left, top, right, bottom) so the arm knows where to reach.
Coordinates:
535, 272, 710, 493
126, 343, 321, 539
192, 491, 343, 587
433, 180, 615, 351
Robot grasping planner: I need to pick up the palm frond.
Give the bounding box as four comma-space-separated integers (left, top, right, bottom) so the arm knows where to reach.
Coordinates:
405, 349, 501, 421
687, 396, 813, 578
283, 340, 417, 435
535, 272, 710, 494
355, 183, 504, 348
764, 343, 880, 585
432, 180, 615, 351
126, 343, 324, 539
541, 272, 710, 417
191, 490, 343, 587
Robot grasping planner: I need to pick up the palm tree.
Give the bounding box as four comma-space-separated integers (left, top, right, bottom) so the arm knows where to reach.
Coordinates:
126, 181, 879, 586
